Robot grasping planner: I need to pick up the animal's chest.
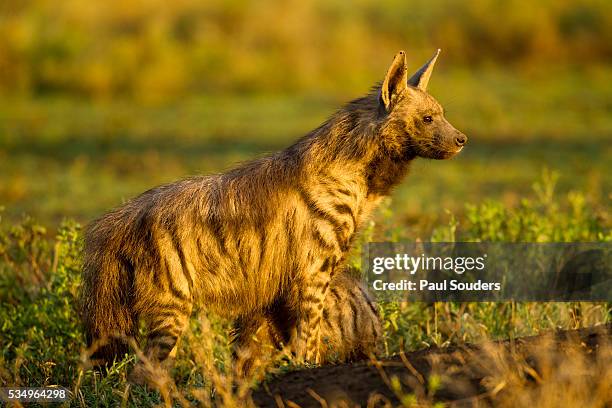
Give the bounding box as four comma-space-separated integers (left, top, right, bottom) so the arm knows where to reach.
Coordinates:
294, 192, 378, 267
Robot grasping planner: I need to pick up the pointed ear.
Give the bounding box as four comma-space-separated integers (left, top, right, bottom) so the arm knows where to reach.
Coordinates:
407, 49, 440, 91
380, 51, 408, 112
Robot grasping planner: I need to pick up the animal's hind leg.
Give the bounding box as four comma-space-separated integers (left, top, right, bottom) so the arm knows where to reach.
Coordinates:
129, 302, 192, 385
232, 314, 279, 378
233, 300, 297, 377
146, 307, 191, 364
129, 240, 195, 386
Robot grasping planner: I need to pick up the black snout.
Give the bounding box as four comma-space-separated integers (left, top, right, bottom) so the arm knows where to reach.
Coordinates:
455, 134, 467, 147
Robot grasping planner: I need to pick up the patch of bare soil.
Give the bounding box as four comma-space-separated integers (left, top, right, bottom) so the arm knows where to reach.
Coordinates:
253, 324, 611, 407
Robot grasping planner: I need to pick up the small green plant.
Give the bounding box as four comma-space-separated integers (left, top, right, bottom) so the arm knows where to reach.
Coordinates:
0, 173, 609, 406
380, 173, 610, 354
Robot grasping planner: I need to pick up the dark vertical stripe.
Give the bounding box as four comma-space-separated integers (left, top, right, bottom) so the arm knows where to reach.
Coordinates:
330, 287, 341, 303
358, 285, 379, 317
335, 308, 345, 339
297, 185, 345, 248
256, 219, 267, 273
207, 213, 229, 257
348, 297, 359, 337
167, 225, 194, 297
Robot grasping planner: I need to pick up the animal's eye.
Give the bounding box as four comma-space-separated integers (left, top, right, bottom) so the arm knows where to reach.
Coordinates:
423, 115, 433, 123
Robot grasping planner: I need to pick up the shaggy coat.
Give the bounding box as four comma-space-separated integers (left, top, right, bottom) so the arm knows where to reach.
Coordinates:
233, 267, 382, 376
81, 49, 466, 376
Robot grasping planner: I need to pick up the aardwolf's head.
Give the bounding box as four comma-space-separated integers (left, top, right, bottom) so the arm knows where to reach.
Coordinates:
379, 50, 466, 160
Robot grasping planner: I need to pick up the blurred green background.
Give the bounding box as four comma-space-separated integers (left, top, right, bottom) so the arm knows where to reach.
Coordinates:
0, 0, 610, 233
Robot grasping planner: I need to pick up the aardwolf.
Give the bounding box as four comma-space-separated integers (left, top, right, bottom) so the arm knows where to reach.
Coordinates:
81, 49, 466, 381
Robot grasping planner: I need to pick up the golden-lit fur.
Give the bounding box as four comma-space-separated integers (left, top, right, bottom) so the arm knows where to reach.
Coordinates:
80, 50, 466, 379
233, 267, 382, 376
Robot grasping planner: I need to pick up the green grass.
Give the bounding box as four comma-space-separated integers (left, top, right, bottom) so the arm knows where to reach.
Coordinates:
0, 68, 610, 231
0, 178, 609, 406
0, 66, 610, 405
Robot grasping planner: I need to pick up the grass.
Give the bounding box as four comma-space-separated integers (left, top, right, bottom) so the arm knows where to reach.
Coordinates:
0, 65, 610, 406
0, 176, 609, 406
0, 68, 610, 230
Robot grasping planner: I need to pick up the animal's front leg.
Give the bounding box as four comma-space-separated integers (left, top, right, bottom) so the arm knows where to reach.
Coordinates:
295, 257, 336, 363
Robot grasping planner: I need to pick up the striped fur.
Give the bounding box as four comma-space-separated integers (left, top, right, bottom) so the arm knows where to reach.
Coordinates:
80, 50, 466, 380
233, 267, 381, 375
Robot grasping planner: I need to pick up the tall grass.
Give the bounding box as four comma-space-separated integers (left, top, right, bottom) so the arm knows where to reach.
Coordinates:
0, 173, 609, 406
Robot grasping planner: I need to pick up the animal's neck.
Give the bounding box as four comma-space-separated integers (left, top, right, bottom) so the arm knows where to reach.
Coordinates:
302, 110, 412, 197
292, 115, 412, 234
298, 93, 379, 160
